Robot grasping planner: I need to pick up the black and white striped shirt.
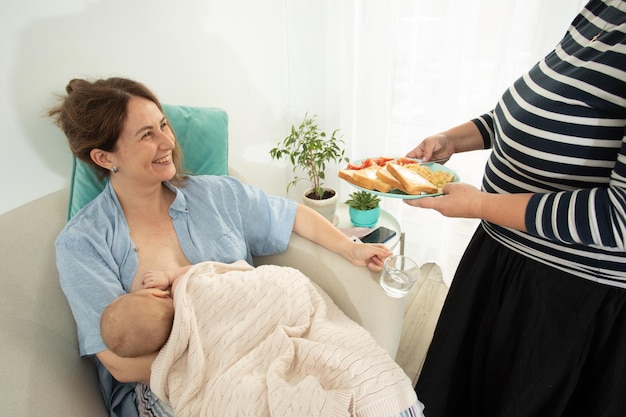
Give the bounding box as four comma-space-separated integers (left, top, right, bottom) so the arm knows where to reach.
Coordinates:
473, 0, 626, 288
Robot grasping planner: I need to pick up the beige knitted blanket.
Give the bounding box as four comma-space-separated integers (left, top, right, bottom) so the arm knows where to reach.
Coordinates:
150, 261, 416, 417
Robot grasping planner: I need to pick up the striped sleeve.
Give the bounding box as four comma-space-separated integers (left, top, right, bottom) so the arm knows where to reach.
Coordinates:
526, 180, 626, 249
471, 112, 496, 149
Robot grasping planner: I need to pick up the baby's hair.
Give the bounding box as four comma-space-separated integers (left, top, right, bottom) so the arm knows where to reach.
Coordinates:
100, 293, 174, 357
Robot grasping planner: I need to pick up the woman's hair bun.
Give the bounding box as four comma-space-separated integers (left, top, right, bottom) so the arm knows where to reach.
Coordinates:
65, 78, 83, 95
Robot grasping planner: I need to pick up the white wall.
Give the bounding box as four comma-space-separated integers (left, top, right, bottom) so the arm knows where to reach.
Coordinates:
1, 0, 296, 215
0, 0, 588, 220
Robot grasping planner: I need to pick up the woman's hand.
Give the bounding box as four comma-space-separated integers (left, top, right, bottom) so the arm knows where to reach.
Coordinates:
405, 182, 532, 232
406, 121, 485, 162
406, 133, 455, 162
349, 242, 392, 272
404, 182, 483, 218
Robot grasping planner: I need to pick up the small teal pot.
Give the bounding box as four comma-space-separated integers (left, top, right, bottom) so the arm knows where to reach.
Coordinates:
349, 206, 381, 228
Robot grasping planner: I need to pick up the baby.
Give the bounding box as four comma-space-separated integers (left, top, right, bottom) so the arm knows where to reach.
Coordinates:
100, 265, 191, 357
101, 261, 425, 417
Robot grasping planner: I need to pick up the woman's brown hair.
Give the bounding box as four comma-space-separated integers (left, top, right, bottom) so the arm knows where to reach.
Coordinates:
49, 77, 186, 185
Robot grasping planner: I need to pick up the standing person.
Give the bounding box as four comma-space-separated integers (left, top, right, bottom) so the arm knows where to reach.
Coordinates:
405, 0, 626, 416
49, 77, 392, 417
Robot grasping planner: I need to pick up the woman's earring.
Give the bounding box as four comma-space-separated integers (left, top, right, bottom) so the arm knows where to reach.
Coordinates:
111, 166, 119, 174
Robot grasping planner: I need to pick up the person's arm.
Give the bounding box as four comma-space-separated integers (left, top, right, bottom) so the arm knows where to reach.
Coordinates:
406, 120, 486, 162
405, 182, 531, 232
96, 349, 156, 385
402, 115, 535, 230
403, 113, 529, 230
292, 204, 391, 272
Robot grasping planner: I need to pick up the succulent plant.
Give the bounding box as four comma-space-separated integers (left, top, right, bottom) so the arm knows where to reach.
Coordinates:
344, 191, 380, 211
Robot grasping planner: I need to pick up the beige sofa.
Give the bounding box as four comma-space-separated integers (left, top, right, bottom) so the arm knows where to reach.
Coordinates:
0, 188, 405, 416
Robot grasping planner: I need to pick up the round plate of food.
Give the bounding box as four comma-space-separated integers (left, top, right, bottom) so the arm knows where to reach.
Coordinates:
338, 157, 459, 199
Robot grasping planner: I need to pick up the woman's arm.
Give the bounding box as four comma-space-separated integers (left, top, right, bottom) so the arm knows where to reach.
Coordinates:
292, 204, 391, 271
406, 120, 486, 162
96, 349, 156, 385
405, 182, 532, 232
403, 114, 531, 231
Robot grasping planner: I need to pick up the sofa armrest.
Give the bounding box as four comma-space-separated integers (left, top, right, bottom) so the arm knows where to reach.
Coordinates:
233, 165, 405, 357
254, 233, 405, 358
0, 190, 108, 417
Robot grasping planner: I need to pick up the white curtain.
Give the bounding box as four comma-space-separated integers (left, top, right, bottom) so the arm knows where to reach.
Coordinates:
286, 0, 588, 285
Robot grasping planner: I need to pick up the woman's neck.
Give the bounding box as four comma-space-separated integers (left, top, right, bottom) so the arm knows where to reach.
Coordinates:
112, 181, 175, 217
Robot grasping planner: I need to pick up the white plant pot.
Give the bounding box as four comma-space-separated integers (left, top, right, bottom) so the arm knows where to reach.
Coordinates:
302, 187, 338, 224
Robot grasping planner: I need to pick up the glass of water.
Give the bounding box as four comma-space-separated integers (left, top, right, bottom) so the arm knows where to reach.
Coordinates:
379, 255, 422, 298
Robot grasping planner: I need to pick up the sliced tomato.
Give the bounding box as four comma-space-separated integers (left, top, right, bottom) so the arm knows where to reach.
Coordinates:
372, 157, 395, 166
396, 157, 417, 165
346, 156, 411, 170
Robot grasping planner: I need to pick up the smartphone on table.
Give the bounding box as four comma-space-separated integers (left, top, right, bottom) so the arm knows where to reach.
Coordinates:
360, 226, 396, 244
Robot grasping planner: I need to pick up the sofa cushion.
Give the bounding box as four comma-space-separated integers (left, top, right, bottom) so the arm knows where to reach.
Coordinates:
67, 104, 229, 219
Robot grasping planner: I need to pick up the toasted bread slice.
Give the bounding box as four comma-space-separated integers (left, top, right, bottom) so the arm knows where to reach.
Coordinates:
338, 166, 392, 193
338, 169, 360, 186
376, 165, 405, 191
352, 166, 392, 193
339, 168, 374, 189
386, 163, 438, 194
404, 163, 455, 189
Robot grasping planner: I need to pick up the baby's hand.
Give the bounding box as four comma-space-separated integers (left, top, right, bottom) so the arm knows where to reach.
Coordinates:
143, 270, 170, 290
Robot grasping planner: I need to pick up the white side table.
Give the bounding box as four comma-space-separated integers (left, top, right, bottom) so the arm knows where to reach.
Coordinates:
335, 203, 404, 254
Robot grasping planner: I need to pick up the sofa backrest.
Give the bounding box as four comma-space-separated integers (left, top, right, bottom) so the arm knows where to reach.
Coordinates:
67, 104, 229, 219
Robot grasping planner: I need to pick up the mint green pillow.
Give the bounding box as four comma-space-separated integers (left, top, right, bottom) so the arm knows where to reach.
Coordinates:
67, 104, 228, 219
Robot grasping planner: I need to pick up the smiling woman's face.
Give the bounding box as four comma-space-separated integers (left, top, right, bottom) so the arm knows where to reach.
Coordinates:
110, 96, 178, 186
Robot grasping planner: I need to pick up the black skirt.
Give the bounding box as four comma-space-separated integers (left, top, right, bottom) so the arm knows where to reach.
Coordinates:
415, 226, 626, 417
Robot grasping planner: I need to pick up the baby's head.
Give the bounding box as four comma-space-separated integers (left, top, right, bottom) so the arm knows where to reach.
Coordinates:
100, 289, 174, 357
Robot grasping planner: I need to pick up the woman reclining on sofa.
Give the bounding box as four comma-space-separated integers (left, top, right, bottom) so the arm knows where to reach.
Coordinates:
49, 77, 406, 417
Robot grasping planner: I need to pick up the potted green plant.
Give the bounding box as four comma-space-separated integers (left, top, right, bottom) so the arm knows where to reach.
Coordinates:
270, 113, 348, 222
345, 190, 381, 228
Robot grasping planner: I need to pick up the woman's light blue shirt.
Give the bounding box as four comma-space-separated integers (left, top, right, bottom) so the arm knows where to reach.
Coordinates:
56, 175, 297, 356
